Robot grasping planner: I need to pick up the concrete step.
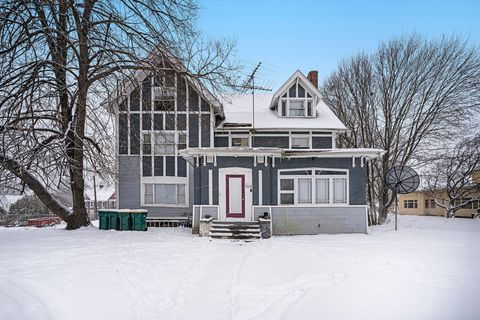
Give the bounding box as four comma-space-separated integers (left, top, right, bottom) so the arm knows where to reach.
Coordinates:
210, 232, 262, 239
210, 228, 260, 233
211, 221, 259, 226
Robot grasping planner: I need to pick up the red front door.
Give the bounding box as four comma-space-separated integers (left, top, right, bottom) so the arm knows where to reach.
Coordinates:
226, 174, 245, 218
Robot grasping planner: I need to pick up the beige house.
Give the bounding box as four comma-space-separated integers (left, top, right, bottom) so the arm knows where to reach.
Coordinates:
398, 171, 480, 218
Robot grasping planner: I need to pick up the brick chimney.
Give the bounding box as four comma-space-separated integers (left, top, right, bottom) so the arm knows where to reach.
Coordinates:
307, 70, 318, 89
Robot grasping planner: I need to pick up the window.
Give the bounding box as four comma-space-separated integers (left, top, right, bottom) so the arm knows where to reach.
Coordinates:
279, 178, 294, 204
154, 132, 175, 154
289, 100, 305, 116
430, 199, 436, 209
291, 136, 310, 149
278, 169, 348, 205
144, 183, 186, 205
404, 200, 418, 209
143, 134, 151, 155
231, 136, 249, 147
425, 199, 429, 208
279, 80, 315, 118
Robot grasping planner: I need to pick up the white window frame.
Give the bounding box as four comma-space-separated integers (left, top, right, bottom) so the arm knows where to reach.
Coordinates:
290, 135, 311, 149
277, 79, 316, 118
230, 134, 250, 147
277, 168, 349, 206
403, 199, 418, 209
141, 177, 189, 207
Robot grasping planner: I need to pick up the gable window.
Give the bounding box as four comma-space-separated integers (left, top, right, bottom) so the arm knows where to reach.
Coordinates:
279, 80, 315, 118
278, 169, 348, 205
154, 132, 175, 154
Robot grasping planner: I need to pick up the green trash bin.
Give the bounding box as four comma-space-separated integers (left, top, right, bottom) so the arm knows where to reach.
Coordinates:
108, 211, 120, 230
118, 210, 133, 231
98, 210, 109, 230
131, 210, 148, 231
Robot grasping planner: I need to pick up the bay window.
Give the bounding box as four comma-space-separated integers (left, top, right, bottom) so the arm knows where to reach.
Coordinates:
278, 169, 348, 205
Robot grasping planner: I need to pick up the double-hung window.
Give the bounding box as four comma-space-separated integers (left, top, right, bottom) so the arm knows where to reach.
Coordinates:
278, 169, 348, 205
291, 135, 310, 149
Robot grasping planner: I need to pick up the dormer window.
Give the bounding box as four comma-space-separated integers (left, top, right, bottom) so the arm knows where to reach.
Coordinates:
279, 81, 315, 118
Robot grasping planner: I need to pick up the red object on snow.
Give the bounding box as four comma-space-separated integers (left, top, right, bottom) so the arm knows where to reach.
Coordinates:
27, 217, 62, 227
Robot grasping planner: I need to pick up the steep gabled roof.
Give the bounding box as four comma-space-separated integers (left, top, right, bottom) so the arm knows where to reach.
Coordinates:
104, 44, 224, 118
269, 70, 322, 110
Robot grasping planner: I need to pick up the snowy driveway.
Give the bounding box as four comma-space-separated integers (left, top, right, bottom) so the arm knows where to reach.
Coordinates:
0, 216, 479, 320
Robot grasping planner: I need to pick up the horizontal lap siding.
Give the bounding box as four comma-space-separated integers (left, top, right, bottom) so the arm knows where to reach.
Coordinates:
271, 206, 367, 235
118, 156, 193, 217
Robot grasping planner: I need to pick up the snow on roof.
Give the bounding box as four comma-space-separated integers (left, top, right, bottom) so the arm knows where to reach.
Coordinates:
219, 94, 347, 130
85, 187, 115, 202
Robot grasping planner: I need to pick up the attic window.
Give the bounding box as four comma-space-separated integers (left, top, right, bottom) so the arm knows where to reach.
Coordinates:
279, 80, 315, 118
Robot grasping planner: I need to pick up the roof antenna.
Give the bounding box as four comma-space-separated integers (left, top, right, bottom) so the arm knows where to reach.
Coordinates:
241, 62, 272, 135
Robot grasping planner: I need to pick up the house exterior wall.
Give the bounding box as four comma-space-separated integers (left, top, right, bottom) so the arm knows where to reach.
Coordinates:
270, 206, 367, 235
115, 62, 216, 218
192, 156, 368, 234
398, 191, 480, 218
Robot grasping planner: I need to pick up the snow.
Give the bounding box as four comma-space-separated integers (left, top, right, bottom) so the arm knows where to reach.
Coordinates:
221, 94, 347, 130
1, 215, 479, 320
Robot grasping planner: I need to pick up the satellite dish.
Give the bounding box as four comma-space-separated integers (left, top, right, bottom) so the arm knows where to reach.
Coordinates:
386, 166, 420, 194
385, 166, 420, 231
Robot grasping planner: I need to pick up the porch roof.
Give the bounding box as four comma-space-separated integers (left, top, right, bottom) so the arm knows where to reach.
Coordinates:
179, 147, 385, 159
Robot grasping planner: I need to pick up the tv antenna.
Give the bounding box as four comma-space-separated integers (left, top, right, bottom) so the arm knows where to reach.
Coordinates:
241, 62, 272, 133
385, 166, 420, 231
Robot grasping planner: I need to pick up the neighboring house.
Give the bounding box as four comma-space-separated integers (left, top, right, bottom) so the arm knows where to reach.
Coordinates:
85, 189, 116, 219
399, 171, 480, 218
0, 194, 23, 213
398, 191, 480, 218
113, 54, 384, 235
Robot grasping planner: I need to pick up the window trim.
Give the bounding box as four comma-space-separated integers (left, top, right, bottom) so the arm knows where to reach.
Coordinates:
230, 134, 250, 147
140, 177, 189, 207
290, 135, 311, 149
277, 168, 349, 206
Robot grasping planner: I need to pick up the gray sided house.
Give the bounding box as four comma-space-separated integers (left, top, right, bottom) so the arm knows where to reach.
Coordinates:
115, 57, 384, 235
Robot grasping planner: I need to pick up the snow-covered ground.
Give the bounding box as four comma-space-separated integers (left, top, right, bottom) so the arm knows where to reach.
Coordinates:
1, 215, 479, 320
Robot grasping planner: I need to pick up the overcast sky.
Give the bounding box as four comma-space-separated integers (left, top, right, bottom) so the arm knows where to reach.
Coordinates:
197, 0, 480, 90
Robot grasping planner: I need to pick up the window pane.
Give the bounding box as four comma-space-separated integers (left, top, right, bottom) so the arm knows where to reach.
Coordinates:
281, 100, 286, 116
333, 178, 347, 204
154, 133, 175, 154
291, 137, 309, 149
307, 101, 312, 116
289, 84, 296, 97
315, 170, 347, 175
280, 179, 294, 191
280, 193, 294, 204
144, 184, 153, 204
298, 178, 312, 204
298, 84, 305, 97
289, 100, 305, 116
154, 184, 176, 204
316, 178, 329, 204
280, 170, 312, 176
177, 184, 186, 204
232, 137, 249, 147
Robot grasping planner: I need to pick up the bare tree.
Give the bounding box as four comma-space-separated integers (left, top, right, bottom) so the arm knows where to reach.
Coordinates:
0, 1, 240, 229
322, 34, 480, 224
424, 135, 480, 218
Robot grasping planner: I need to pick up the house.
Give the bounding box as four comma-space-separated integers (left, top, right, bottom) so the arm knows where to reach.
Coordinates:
114, 54, 384, 235
85, 189, 116, 219
0, 194, 22, 213
398, 171, 480, 218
